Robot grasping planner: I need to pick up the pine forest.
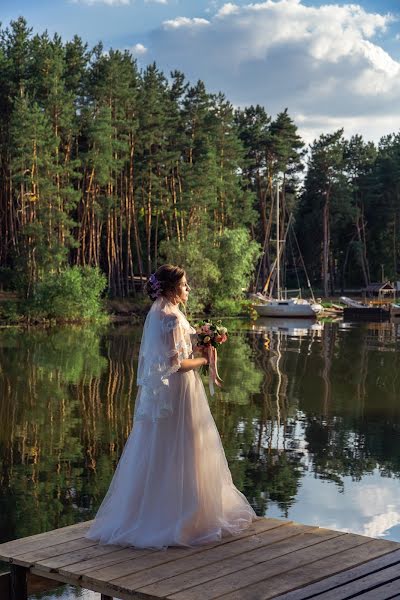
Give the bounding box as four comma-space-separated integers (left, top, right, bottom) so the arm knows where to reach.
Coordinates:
1, 18, 400, 315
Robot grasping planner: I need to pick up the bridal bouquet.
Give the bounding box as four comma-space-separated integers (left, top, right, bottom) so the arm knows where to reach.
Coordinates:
195, 320, 228, 395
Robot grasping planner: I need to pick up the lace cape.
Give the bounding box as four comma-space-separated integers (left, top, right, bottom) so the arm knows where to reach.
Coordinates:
135, 297, 196, 422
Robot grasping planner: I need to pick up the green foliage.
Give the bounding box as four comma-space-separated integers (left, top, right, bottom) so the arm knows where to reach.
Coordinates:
160, 230, 220, 313
161, 227, 260, 313
1, 17, 400, 307
0, 300, 21, 323
211, 228, 262, 303
25, 266, 107, 322
212, 298, 243, 316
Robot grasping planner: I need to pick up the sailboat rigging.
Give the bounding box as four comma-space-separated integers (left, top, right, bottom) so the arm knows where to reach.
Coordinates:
252, 181, 322, 318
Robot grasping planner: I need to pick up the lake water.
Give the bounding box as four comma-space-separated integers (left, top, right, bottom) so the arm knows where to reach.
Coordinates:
1, 317, 400, 599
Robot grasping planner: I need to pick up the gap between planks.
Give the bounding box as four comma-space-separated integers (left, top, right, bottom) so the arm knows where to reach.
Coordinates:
125, 529, 347, 599
77, 520, 301, 588
24, 519, 294, 596
32, 518, 290, 575
5, 518, 400, 600
0, 521, 93, 561
271, 548, 400, 600
157, 535, 399, 599
209, 540, 400, 600
89, 525, 328, 595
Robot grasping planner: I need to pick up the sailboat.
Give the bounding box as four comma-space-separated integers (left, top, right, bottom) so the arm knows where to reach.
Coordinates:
253, 182, 322, 319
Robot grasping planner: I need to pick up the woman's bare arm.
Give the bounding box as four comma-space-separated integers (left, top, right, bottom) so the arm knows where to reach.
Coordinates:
178, 357, 208, 372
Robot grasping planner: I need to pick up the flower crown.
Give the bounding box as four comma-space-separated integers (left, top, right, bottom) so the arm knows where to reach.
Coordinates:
148, 273, 163, 299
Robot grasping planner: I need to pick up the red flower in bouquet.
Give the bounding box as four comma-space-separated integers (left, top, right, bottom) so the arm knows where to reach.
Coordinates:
195, 320, 228, 395
196, 320, 228, 348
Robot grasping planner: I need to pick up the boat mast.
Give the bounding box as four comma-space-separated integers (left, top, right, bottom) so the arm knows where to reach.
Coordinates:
276, 180, 281, 301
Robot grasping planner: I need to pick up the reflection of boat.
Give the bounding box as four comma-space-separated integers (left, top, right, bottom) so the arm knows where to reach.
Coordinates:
253, 317, 323, 337
252, 182, 322, 319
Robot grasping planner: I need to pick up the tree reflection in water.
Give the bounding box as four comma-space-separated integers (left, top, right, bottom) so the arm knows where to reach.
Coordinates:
1, 319, 400, 551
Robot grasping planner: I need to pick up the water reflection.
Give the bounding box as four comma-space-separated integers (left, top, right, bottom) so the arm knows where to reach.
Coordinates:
1, 318, 400, 599
249, 318, 400, 540
252, 316, 324, 337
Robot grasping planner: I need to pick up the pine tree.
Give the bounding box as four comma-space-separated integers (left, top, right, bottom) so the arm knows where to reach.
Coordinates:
297, 130, 352, 295
10, 98, 73, 294
136, 63, 171, 275
343, 135, 376, 286
367, 134, 400, 281
0, 18, 33, 266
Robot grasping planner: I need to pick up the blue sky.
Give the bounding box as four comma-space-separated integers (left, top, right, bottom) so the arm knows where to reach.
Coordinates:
1, 0, 400, 143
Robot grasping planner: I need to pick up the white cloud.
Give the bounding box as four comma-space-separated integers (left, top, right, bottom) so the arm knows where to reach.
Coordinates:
146, 0, 400, 142
267, 469, 400, 541
216, 3, 240, 18
131, 43, 148, 56
162, 16, 210, 30
145, 0, 168, 4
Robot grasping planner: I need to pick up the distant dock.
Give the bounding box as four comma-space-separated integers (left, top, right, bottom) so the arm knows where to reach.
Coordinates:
1, 518, 400, 599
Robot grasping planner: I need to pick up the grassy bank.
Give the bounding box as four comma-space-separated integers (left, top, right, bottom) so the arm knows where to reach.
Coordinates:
0, 292, 256, 326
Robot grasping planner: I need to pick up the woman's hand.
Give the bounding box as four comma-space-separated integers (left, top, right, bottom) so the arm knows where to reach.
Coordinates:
200, 346, 209, 364
193, 345, 209, 363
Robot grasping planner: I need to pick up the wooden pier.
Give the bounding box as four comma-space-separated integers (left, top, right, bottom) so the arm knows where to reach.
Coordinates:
1, 517, 400, 599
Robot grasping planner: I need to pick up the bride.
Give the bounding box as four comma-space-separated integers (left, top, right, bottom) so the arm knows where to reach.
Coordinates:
86, 264, 257, 549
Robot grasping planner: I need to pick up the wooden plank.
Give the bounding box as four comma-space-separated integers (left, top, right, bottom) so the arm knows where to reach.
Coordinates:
60, 547, 153, 576
83, 546, 204, 586
220, 539, 399, 600
82, 517, 291, 586
306, 561, 400, 600
271, 548, 400, 600
0, 521, 91, 553
0, 522, 92, 560
111, 524, 321, 595
356, 577, 400, 599
30, 567, 83, 588
167, 532, 372, 600
34, 543, 130, 572
111, 524, 317, 591
0, 518, 283, 563
130, 529, 342, 599
9, 537, 98, 568
30, 567, 156, 600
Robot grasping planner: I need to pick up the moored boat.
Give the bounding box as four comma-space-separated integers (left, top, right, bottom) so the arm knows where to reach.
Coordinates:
252, 181, 322, 319
340, 296, 390, 321
254, 297, 322, 318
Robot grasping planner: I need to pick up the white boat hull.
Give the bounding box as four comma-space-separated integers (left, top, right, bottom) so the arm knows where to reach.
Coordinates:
254, 299, 321, 318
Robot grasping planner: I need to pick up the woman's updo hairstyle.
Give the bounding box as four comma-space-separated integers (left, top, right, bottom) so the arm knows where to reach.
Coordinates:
145, 264, 185, 301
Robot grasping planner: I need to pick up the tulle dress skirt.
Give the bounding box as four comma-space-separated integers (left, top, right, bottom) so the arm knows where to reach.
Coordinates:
86, 369, 257, 549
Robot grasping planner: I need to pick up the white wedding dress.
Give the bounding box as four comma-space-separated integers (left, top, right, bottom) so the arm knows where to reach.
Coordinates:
86, 296, 257, 549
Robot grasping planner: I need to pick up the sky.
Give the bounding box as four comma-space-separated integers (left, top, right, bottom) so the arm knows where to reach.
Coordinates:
1, 0, 400, 144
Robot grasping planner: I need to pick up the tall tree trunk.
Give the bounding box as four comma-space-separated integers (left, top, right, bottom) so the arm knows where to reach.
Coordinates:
323, 192, 330, 298
129, 139, 143, 282
355, 211, 369, 287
